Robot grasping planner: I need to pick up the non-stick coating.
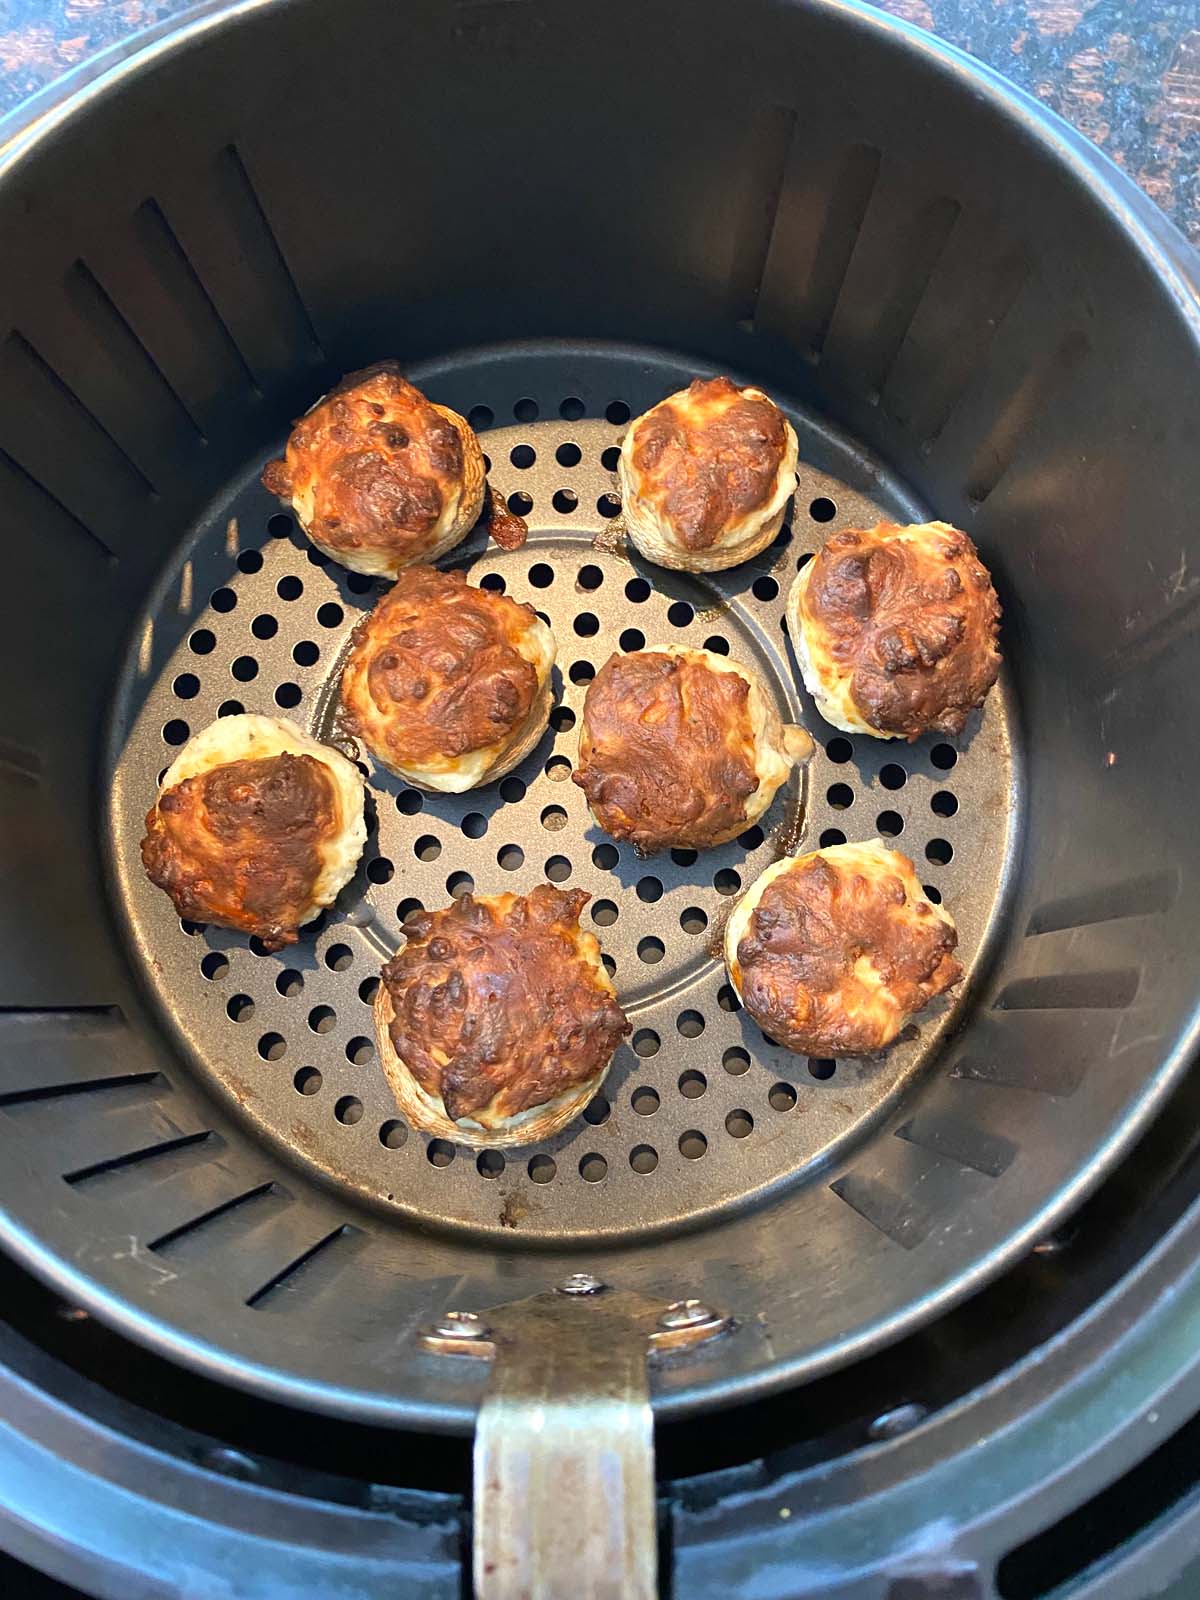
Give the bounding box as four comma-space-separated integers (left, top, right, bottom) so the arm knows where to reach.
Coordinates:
0, 0, 1197, 1433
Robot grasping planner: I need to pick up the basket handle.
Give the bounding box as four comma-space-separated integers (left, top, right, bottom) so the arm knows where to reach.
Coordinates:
421, 1279, 731, 1599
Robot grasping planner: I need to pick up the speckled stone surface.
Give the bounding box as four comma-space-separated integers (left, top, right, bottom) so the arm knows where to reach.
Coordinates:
0, 0, 194, 109
0, 0, 1197, 243
879, 0, 1199, 245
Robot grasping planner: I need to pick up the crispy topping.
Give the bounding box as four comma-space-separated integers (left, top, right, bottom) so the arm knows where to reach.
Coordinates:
573, 650, 760, 850
382, 886, 629, 1122
628, 377, 789, 550
141, 753, 338, 950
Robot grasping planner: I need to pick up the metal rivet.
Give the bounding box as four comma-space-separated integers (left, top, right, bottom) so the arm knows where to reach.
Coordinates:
558, 1273, 606, 1296
433, 1310, 488, 1339
658, 1299, 714, 1330
194, 1445, 261, 1481
867, 1402, 928, 1441
1032, 1226, 1078, 1256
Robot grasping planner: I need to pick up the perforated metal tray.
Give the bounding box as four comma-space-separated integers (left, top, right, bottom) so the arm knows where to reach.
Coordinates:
106, 343, 1019, 1244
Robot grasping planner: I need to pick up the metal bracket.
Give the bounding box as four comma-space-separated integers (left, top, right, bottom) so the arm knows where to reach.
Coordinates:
420, 1278, 732, 1600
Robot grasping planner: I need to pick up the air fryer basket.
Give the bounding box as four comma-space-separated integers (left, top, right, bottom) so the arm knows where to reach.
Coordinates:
2, 0, 1199, 1497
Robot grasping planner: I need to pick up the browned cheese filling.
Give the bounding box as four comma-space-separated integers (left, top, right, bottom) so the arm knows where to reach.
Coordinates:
382, 887, 630, 1122
802, 522, 1001, 738
573, 649, 760, 850
340, 564, 539, 767
629, 376, 789, 550
737, 851, 962, 1056
141, 753, 338, 951
262, 362, 468, 563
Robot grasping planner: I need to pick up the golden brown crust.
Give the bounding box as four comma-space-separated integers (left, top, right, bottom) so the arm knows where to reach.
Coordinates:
573, 649, 761, 850
339, 565, 541, 769
261, 363, 482, 569
799, 522, 1001, 739
140, 753, 338, 951
734, 846, 961, 1056
628, 376, 789, 551
379, 887, 630, 1126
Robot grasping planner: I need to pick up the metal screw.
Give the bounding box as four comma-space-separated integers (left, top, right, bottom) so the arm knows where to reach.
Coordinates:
557, 1273, 606, 1296
194, 1445, 261, 1482
1032, 1225, 1079, 1257
658, 1299, 715, 1330
867, 1402, 928, 1441
432, 1310, 488, 1339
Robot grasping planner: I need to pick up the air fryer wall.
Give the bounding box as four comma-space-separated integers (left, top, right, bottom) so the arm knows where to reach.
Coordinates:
0, 0, 1197, 1433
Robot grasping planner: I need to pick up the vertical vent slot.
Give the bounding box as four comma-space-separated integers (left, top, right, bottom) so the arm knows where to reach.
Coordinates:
993, 969, 1139, 1012
147, 1181, 289, 1256
64, 1129, 218, 1186
0, 1071, 163, 1109
830, 1171, 931, 1249
823, 190, 962, 398
245, 1224, 364, 1309
729, 105, 798, 327
0, 444, 113, 562
153, 143, 326, 397
964, 329, 1089, 503
0, 333, 154, 556
755, 141, 881, 356
64, 258, 205, 446
880, 228, 1029, 441
218, 144, 324, 361
111, 195, 262, 423
1027, 872, 1178, 936
895, 1113, 1016, 1178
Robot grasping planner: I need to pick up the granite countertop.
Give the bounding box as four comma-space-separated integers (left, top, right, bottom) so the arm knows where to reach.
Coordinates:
0, 0, 1197, 245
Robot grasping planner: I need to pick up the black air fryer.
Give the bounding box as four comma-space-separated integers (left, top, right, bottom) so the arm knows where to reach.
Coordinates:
1, 1, 1199, 1595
